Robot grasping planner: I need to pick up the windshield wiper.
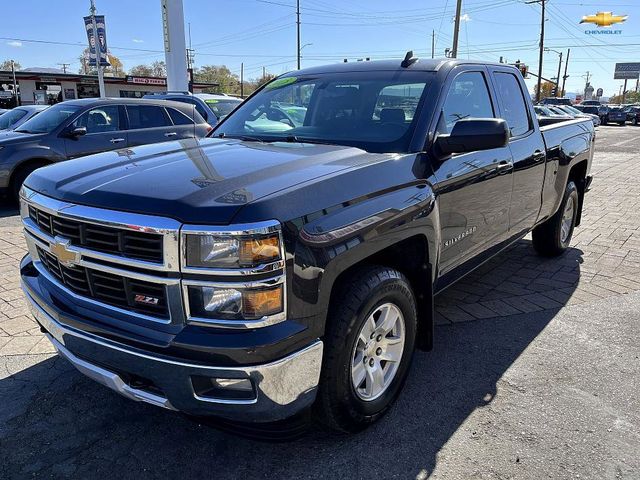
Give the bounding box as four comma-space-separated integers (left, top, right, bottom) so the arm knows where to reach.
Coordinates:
216, 132, 267, 143
284, 135, 339, 146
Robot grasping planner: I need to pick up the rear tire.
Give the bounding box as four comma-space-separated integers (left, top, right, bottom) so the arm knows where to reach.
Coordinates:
633, 118, 638, 126
532, 181, 579, 257
315, 266, 417, 433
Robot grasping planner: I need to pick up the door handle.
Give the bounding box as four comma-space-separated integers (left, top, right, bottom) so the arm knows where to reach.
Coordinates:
110, 138, 125, 144
532, 150, 545, 162
497, 160, 512, 171
164, 132, 177, 137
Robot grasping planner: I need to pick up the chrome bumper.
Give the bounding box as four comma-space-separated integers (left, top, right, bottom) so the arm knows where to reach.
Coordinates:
25, 289, 323, 422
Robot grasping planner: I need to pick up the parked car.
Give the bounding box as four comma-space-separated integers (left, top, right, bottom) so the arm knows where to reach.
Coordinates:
540, 97, 573, 106
553, 105, 600, 127
0, 105, 49, 132
575, 105, 609, 124
580, 100, 601, 106
0, 98, 210, 200
626, 106, 640, 125
534, 105, 573, 126
603, 106, 627, 125
20, 58, 594, 433
143, 91, 243, 126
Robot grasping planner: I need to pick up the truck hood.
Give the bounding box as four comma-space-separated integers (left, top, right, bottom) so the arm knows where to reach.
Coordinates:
25, 137, 386, 224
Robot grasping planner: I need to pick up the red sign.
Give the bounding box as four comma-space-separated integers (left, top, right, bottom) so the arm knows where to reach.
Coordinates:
126, 76, 166, 86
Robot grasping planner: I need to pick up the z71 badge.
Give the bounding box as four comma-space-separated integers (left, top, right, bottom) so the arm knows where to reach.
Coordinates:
444, 226, 477, 249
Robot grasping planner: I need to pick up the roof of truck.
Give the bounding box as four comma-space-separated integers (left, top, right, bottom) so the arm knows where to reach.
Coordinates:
287, 58, 514, 75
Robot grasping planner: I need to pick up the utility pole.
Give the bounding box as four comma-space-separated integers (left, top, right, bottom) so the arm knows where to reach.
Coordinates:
90, 0, 106, 98
431, 30, 435, 59
240, 62, 244, 97
555, 52, 562, 97
57, 63, 70, 74
451, 0, 463, 58
10, 60, 19, 106
296, 0, 301, 70
622, 78, 628, 103
561, 48, 570, 99
526, 0, 546, 102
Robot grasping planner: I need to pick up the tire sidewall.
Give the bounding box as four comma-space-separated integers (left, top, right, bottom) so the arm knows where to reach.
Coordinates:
557, 181, 579, 249
332, 279, 417, 422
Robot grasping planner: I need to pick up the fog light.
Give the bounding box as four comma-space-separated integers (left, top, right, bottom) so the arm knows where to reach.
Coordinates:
192, 376, 256, 401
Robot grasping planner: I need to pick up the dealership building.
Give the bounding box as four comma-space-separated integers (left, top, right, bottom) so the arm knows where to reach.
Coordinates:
0, 68, 218, 107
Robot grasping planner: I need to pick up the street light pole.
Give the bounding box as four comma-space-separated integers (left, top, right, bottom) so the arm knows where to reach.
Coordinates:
90, 0, 106, 98
555, 51, 562, 97
528, 0, 546, 102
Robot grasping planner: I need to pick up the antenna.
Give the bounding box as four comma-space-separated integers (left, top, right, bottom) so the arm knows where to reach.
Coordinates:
401, 51, 418, 68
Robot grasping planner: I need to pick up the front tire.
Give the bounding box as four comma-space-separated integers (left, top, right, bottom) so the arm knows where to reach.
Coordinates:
316, 266, 417, 433
532, 181, 579, 257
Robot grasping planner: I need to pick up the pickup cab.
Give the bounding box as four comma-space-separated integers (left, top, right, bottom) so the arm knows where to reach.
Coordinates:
19, 57, 594, 433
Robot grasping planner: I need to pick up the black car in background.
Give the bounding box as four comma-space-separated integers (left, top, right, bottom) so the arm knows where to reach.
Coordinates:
0, 98, 210, 200
626, 106, 640, 125
540, 97, 573, 106
604, 106, 627, 126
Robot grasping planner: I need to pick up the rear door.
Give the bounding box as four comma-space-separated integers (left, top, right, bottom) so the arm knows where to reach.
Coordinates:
165, 106, 201, 140
432, 67, 514, 278
63, 105, 128, 158
125, 104, 177, 147
488, 66, 546, 235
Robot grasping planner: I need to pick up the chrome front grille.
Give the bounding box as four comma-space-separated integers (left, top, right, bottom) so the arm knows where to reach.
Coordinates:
36, 246, 169, 318
20, 187, 181, 325
28, 205, 164, 263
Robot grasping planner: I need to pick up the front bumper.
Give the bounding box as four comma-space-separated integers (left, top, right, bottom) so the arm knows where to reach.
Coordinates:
24, 286, 323, 423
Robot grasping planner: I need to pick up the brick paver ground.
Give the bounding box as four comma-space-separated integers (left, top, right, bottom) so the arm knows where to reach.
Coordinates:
1, 126, 639, 354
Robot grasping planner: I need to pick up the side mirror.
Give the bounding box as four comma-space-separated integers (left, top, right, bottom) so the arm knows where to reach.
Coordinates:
66, 126, 87, 138
435, 118, 509, 156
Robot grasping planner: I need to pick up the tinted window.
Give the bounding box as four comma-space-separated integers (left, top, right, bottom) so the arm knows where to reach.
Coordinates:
169, 97, 208, 120
126, 105, 170, 129
167, 108, 195, 126
15, 104, 80, 134
439, 71, 494, 134
494, 72, 531, 136
0, 109, 28, 129
204, 99, 242, 119
73, 105, 121, 133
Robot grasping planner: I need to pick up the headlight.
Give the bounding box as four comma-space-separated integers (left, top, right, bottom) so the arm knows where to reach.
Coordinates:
186, 282, 284, 322
182, 221, 283, 270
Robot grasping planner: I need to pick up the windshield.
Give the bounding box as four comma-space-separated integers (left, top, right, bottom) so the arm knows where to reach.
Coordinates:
214, 71, 433, 153
205, 99, 242, 119
16, 103, 80, 134
0, 109, 28, 130
563, 106, 582, 115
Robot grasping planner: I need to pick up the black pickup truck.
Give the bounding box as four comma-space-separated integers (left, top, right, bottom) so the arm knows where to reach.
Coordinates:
19, 57, 594, 433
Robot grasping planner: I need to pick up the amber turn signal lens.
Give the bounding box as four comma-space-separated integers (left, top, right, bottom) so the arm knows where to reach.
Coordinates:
239, 235, 281, 265
242, 286, 283, 318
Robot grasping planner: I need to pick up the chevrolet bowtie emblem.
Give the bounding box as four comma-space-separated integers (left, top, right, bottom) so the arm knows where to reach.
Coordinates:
50, 237, 80, 267
580, 11, 628, 27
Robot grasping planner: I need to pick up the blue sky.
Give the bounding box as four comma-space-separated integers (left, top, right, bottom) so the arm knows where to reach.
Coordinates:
1, 0, 638, 97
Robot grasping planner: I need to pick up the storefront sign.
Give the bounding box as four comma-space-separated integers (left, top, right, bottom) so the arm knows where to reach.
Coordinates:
126, 76, 167, 86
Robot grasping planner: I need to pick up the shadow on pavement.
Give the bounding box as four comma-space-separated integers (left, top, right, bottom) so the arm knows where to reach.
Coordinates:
0, 250, 582, 479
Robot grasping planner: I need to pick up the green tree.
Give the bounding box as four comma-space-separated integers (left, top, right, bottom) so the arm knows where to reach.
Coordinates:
150, 61, 166, 77
609, 91, 640, 104
255, 72, 277, 89
193, 65, 240, 94
0, 59, 21, 71
534, 81, 557, 99
78, 48, 125, 77
129, 64, 153, 76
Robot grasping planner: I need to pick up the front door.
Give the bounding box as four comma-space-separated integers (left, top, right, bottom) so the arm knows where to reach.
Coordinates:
431, 68, 514, 279
63, 105, 128, 158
